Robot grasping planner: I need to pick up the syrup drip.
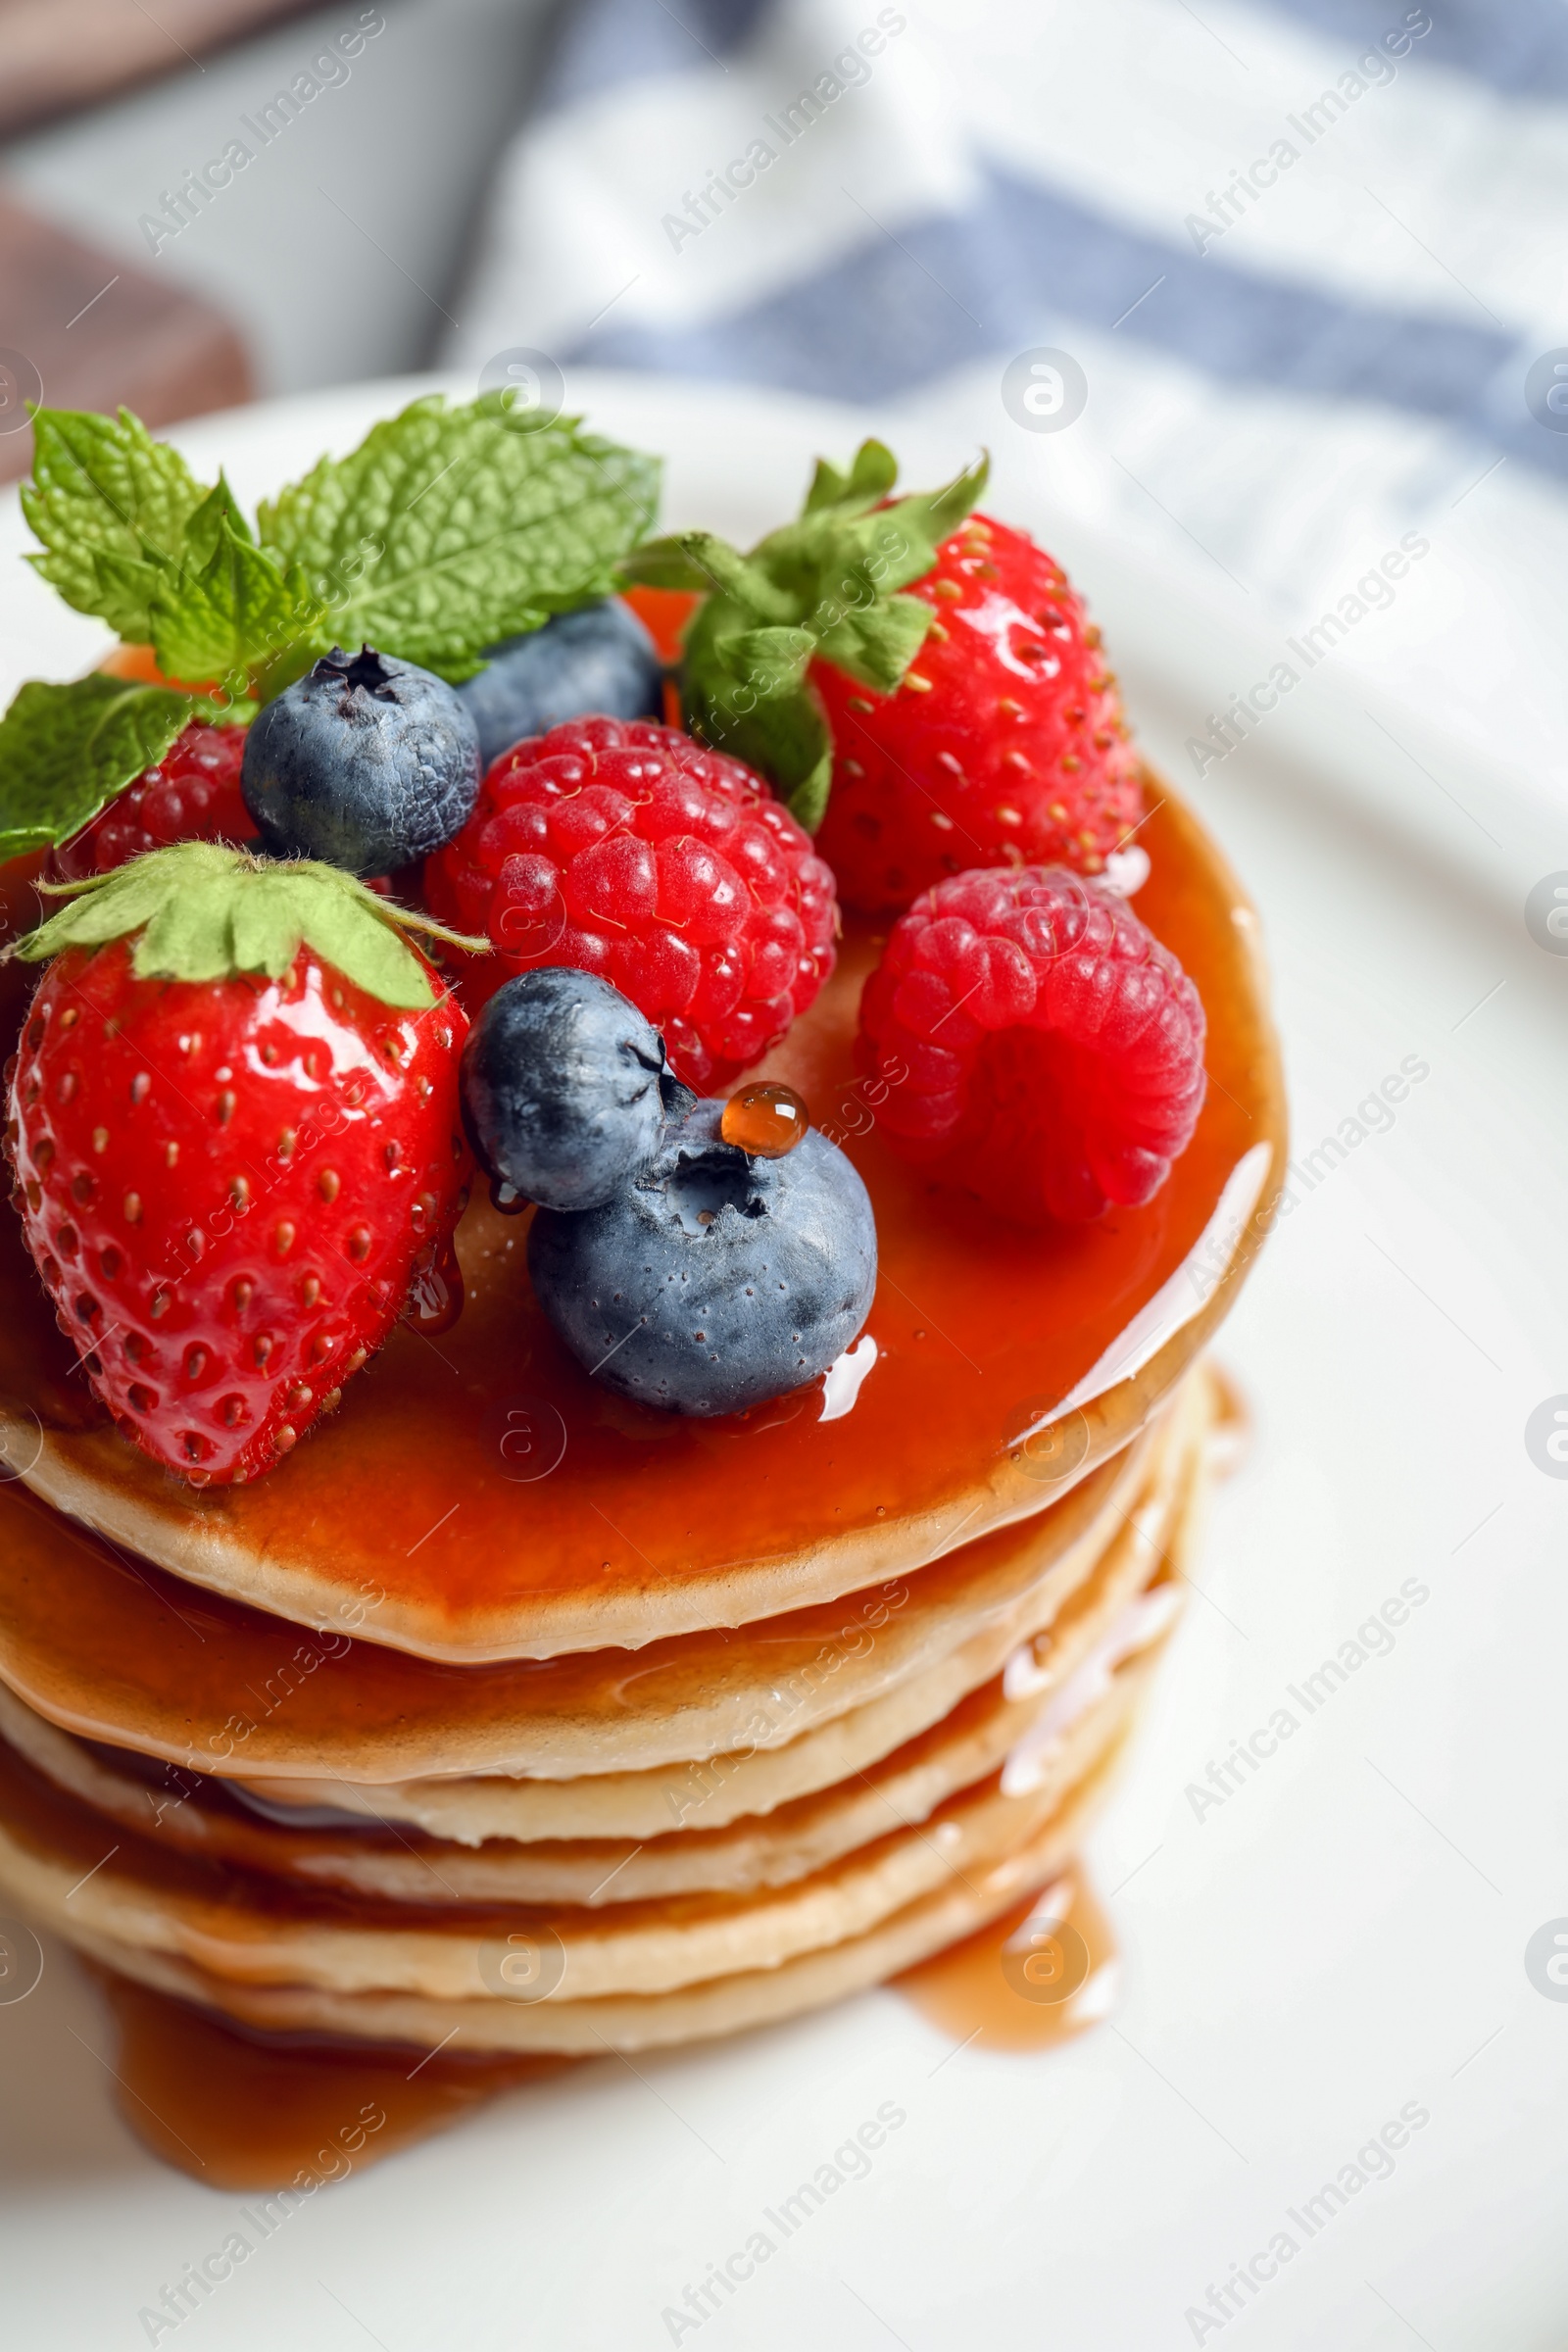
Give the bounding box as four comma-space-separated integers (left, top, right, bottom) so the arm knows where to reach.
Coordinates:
401, 1231, 465, 1338
89, 1876, 1116, 2187
893, 1866, 1118, 2050
96, 1969, 570, 2188
1204, 1360, 1250, 1480
488, 1175, 529, 1215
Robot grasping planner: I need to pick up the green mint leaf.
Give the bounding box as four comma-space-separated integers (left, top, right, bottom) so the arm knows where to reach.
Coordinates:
0, 675, 193, 860
183, 472, 257, 566
189, 694, 257, 727
18, 398, 665, 714
20, 842, 488, 1010
21, 409, 214, 638
88, 546, 175, 640
671, 442, 988, 826
256, 395, 662, 684
148, 517, 328, 696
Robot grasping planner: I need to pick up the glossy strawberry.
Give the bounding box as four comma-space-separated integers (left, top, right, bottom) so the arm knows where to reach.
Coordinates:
813, 513, 1143, 911
4, 845, 475, 1485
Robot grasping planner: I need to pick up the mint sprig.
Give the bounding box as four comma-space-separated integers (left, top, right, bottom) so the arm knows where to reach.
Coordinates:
623, 438, 987, 829
146, 518, 329, 698
257, 393, 661, 684
0, 677, 193, 862
16, 841, 488, 1011
22, 408, 214, 640
3, 395, 662, 858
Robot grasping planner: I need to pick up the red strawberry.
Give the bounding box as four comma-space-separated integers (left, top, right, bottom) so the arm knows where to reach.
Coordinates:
426, 715, 838, 1094
50, 721, 252, 881
857, 864, 1205, 1223
813, 513, 1143, 911
5, 844, 474, 1486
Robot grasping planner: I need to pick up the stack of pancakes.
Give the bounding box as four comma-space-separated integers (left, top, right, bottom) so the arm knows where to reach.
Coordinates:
0, 789, 1283, 2066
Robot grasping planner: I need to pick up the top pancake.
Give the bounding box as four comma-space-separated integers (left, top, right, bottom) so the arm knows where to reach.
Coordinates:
0, 785, 1284, 1660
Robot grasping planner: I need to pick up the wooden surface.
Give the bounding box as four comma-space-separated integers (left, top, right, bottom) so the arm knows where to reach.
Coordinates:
0, 194, 252, 482
0, 0, 318, 138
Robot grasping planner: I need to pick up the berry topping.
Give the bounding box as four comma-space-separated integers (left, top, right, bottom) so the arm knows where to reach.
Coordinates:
461, 967, 691, 1214
813, 514, 1143, 911
241, 646, 481, 878
5, 844, 478, 1484
527, 1097, 876, 1417
426, 716, 839, 1094
625, 437, 988, 831
857, 865, 1206, 1224
51, 719, 253, 881
457, 600, 663, 767
720, 1082, 808, 1158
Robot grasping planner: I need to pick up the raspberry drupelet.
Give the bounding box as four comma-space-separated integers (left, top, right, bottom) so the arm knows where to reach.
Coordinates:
51, 722, 252, 881
857, 864, 1207, 1224
426, 716, 839, 1094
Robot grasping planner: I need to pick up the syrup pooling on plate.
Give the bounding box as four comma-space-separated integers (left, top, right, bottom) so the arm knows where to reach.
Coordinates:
98, 1971, 569, 2188
0, 788, 1285, 1660
894, 1865, 1119, 2050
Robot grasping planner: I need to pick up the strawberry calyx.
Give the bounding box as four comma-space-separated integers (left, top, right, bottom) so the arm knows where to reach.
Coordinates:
622, 439, 988, 831
12, 841, 488, 1011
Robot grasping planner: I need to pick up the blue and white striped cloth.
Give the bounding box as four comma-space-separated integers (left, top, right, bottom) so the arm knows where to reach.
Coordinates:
442, 0, 1568, 798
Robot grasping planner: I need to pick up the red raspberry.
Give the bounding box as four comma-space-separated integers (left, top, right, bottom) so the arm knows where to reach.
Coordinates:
857, 865, 1206, 1223
813, 513, 1143, 911
51, 721, 251, 881
427, 716, 838, 1093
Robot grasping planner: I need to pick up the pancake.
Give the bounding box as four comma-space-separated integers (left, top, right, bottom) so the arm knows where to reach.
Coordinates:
47, 1745, 1121, 2056
226, 1383, 1211, 1860
0, 1375, 1206, 1784
0, 1550, 1184, 1903
0, 787, 1285, 1661
0, 1655, 1149, 2002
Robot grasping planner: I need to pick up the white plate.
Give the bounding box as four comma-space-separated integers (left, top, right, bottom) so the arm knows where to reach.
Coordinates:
2, 374, 1566, 2352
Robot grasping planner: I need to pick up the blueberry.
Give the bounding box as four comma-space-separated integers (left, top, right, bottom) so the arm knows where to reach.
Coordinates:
463, 968, 691, 1213
457, 600, 662, 767
528, 1099, 877, 1416
242, 645, 481, 877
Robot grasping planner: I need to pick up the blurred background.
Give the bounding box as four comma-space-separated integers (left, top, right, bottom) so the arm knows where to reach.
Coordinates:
2, 0, 1566, 793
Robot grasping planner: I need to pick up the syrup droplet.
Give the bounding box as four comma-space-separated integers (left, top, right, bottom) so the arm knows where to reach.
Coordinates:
403, 1232, 465, 1337
488, 1175, 529, 1216
720, 1082, 808, 1159
893, 1866, 1119, 2050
